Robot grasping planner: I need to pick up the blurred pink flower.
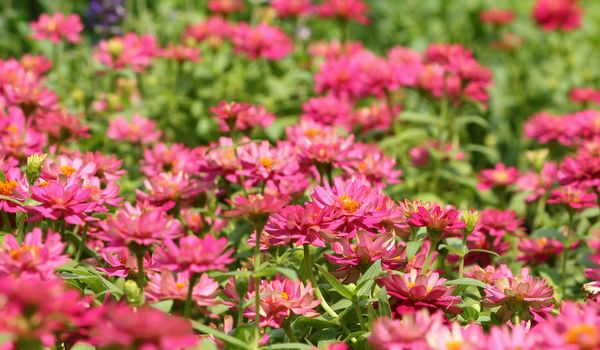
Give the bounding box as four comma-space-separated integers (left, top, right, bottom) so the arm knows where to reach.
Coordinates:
210, 100, 275, 132
477, 163, 519, 190
534, 301, 600, 349
480, 9, 515, 26
232, 23, 293, 60
518, 237, 564, 264
272, 0, 313, 18
146, 271, 219, 307
107, 115, 162, 144
208, 0, 244, 14
93, 33, 158, 72
156, 234, 233, 273
369, 310, 442, 349
318, 0, 369, 24
30, 12, 83, 43
159, 44, 201, 63
547, 185, 598, 210
533, 0, 582, 32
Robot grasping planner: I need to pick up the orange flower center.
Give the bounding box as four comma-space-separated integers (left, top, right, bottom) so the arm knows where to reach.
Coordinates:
280, 291, 289, 300
6, 124, 18, 133
10, 245, 39, 260
60, 165, 77, 177
492, 170, 509, 183
446, 341, 463, 350
565, 324, 598, 349
358, 162, 368, 171
259, 157, 273, 169
175, 282, 186, 291
536, 237, 548, 247
338, 195, 361, 213
0, 180, 18, 196
304, 128, 319, 137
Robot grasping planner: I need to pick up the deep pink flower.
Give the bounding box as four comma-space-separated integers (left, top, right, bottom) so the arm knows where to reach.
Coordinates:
155, 234, 233, 273
136, 171, 207, 208
30, 12, 83, 43
318, 0, 369, 24
387, 46, 423, 87
199, 137, 240, 183
93, 33, 158, 72
558, 152, 600, 190
518, 237, 564, 264
232, 23, 293, 60
29, 177, 96, 225
107, 115, 162, 144
0, 276, 89, 348
343, 143, 402, 187
533, 0, 582, 32
159, 44, 201, 63
141, 143, 202, 177
97, 247, 153, 278
325, 231, 407, 282
534, 301, 600, 349
524, 112, 577, 146
0, 228, 67, 279
570, 87, 600, 106
208, 0, 244, 14
369, 310, 442, 350
264, 203, 329, 247
82, 151, 127, 182
378, 269, 462, 316
286, 120, 355, 166
272, 0, 313, 18
482, 268, 555, 321
477, 208, 524, 238
547, 185, 598, 210
406, 204, 465, 236
309, 40, 365, 60
224, 193, 289, 220
20, 54, 53, 76
426, 322, 485, 350
210, 100, 275, 132
480, 9, 516, 26
314, 55, 366, 98
99, 202, 183, 247
301, 94, 353, 129
90, 303, 198, 350
515, 162, 558, 202
224, 275, 319, 328
477, 163, 519, 190
183, 16, 232, 46
146, 271, 219, 307
0, 167, 28, 213
351, 100, 399, 133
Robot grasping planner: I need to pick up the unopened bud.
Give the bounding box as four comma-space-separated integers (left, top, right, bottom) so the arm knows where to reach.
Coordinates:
461, 209, 480, 235
124, 280, 144, 305
26, 153, 47, 184
525, 149, 549, 172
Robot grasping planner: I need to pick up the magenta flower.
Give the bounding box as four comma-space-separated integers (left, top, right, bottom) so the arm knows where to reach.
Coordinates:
29, 178, 96, 225
210, 100, 275, 132
264, 203, 329, 247
225, 193, 289, 221
30, 12, 83, 43
480, 9, 516, 26
20, 54, 53, 76
136, 171, 207, 207
93, 33, 158, 72
378, 269, 462, 316
343, 143, 402, 187
97, 247, 154, 278
286, 120, 355, 166
351, 100, 399, 133
183, 16, 232, 46
146, 271, 219, 307
482, 268, 555, 321
318, 0, 369, 24
90, 303, 198, 350
325, 231, 407, 283
107, 115, 162, 144
515, 162, 558, 202
570, 87, 600, 106
369, 310, 442, 350
406, 204, 465, 236
518, 237, 564, 264
0, 167, 28, 213
99, 202, 183, 247
0, 276, 89, 349
141, 143, 201, 177
487, 323, 538, 350
232, 23, 293, 60
208, 0, 244, 14
315, 55, 366, 98
558, 152, 600, 190
224, 275, 319, 328
533, 0, 582, 32
301, 94, 353, 129
271, 0, 313, 18
0, 107, 45, 158
547, 185, 598, 210
155, 234, 233, 273
534, 301, 600, 349
0, 228, 67, 279
477, 163, 519, 190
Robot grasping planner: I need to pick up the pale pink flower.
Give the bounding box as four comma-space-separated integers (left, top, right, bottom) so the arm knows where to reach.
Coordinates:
107, 115, 162, 144
146, 271, 219, 307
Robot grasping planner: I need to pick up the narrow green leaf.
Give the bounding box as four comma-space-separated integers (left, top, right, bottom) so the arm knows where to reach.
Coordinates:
151, 300, 173, 313
377, 287, 392, 318
255, 266, 298, 280
261, 344, 313, 349
406, 241, 423, 260
445, 278, 487, 289
191, 321, 248, 349
355, 260, 382, 297
316, 265, 353, 299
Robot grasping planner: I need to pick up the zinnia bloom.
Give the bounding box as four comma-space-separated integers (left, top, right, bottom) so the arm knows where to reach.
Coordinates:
518, 237, 564, 264
93, 32, 158, 72
232, 23, 293, 60
155, 234, 234, 273
477, 163, 519, 190
271, 0, 313, 18
533, 0, 582, 32
318, 0, 369, 24
28, 177, 96, 225
107, 115, 162, 144
534, 301, 600, 349
378, 269, 462, 316
369, 310, 442, 350
30, 12, 83, 43
210, 101, 275, 132
146, 271, 219, 307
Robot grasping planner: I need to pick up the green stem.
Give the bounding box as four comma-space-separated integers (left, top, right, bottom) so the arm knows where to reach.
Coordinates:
303, 244, 338, 319
559, 211, 575, 297
458, 256, 465, 278
252, 221, 265, 342
75, 224, 87, 262
353, 298, 366, 331
533, 196, 547, 229
1, 211, 10, 232
283, 319, 299, 342
136, 251, 146, 289
423, 237, 440, 273
184, 273, 200, 318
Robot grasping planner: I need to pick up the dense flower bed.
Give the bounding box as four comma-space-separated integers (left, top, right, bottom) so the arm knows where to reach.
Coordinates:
0, 0, 599, 349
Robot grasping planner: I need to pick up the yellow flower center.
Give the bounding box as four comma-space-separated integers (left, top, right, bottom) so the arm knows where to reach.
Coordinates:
280, 291, 289, 300
536, 237, 548, 247
107, 39, 124, 57
565, 324, 598, 349
175, 282, 186, 291
304, 128, 319, 137
446, 341, 463, 350
6, 124, 18, 133
358, 162, 368, 171
259, 157, 273, 169
60, 165, 77, 177
10, 245, 39, 260
338, 195, 360, 213
492, 170, 509, 183
0, 180, 18, 196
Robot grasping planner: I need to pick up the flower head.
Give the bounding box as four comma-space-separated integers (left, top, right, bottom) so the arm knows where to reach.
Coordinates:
533, 0, 582, 32
155, 234, 233, 273
232, 23, 293, 60
30, 12, 83, 43
318, 0, 369, 24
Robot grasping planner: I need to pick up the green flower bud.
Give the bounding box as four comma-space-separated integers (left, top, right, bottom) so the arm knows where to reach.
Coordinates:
124, 280, 144, 305
461, 209, 480, 235
26, 153, 47, 185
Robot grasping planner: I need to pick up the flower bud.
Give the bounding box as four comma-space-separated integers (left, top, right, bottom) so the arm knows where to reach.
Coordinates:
525, 149, 549, 172
461, 209, 480, 235
26, 153, 47, 185
124, 280, 144, 305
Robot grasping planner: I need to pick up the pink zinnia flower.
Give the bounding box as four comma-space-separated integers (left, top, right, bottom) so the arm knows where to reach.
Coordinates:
515, 162, 558, 202
570, 87, 600, 106
533, 0, 582, 32
146, 271, 219, 307
488, 323, 538, 350
20, 54, 53, 76
343, 143, 402, 187
224, 193, 289, 221
0, 228, 67, 279
210, 100, 275, 132
28, 177, 96, 225
477, 163, 519, 190
317, 0, 369, 24
378, 269, 462, 316
369, 310, 442, 349
286, 120, 355, 166
90, 303, 198, 350
351, 100, 399, 133
99, 202, 183, 247
264, 203, 329, 248
406, 204, 465, 236
465, 264, 514, 285
232, 23, 293, 60
547, 185, 598, 210
159, 44, 201, 63
0, 167, 28, 213
518, 237, 564, 264
97, 247, 153, 278
483, 268, 555, 321
183, 16, 232, 46
480, 9, 516, 26
301, 94, 354, 129
314, 55, 366, 98
30, 12, 83, 43
224, 275, 319, 328
107, 115, 162, 144
140, 143, 202, 177
208, 0, 244, 14
136, 171, 207, 208
155, 234, 233, 273
93, 33, 158, 72
534, 301, 600, 349
271, 0, 313, 18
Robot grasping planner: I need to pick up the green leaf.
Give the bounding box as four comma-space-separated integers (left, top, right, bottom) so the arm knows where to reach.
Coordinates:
71, 343, 95, 350
377, 287, 392, 318
445, 278, 487, 289
0, 170, 5, 182
466, 249, 501, 258
354, 260, 382, 297
398, 111, 439, 124
461, 306, 480, 322
191, 321, 249, 350
0, 195, 24, 206
316, 264, 353, 300
255, 266, 298, 280
261, 344, 313, 349
531, 227, 564, 242
292, 316, 338, 328
194, 339, 218, 350
151, 300, 173, 313
406, 240, 423, 260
